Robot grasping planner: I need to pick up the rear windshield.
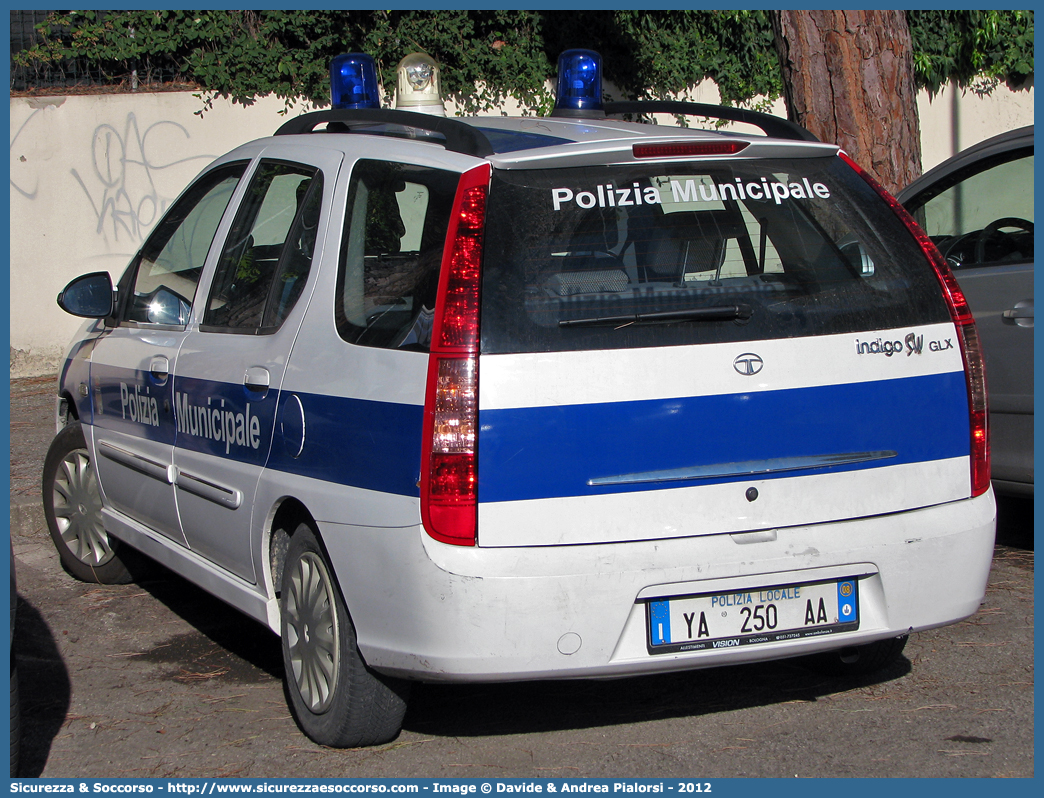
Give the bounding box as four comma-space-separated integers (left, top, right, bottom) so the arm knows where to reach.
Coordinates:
480, 156, 950, 354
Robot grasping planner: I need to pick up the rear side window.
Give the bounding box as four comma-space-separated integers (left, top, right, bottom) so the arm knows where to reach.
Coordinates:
480, 156, 951, 354
335, 159, 460, 351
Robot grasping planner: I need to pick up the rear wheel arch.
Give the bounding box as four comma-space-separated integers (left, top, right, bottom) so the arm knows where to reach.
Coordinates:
265, 497, 312, 600
265, 501, 379, 656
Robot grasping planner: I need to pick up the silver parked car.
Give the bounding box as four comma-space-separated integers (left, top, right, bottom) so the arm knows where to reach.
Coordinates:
898, 126, 1033, 496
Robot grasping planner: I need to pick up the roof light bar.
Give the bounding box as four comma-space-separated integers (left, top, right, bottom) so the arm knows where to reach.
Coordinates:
330, 53, 381, 110
551, 49, 604, 118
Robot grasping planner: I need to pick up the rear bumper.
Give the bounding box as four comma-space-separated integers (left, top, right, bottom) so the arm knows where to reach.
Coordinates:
320, 491, 996, 682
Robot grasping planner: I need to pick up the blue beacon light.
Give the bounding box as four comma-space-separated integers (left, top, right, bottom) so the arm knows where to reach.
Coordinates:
330, 53, 381, 110
551, 49, 604, 118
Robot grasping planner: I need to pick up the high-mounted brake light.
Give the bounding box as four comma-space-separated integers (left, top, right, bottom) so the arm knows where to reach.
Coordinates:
394, 52, 445, 116
330, 53, 381, 110
633, 141, 750, 159
840, 152, 990, 497
420, 164, 491, 546
551, 49, 604, 118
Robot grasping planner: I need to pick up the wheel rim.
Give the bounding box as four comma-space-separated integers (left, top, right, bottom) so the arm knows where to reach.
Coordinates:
51, 448, 114, 566
285, 551, 340, 714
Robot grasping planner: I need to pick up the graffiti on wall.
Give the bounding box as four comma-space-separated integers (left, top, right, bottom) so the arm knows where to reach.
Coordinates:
11, 108, 215, 246
74, 113, 215, 244
9, 108, 44, 201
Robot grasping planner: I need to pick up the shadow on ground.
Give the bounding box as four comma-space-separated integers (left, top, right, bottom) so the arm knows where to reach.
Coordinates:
130, 563, 284, 683
402, 655, 911, 738
14, 597, 71, 777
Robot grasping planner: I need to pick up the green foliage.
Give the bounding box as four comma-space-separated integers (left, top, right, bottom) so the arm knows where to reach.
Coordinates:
909, 10, 1033, 95
538, 10, 782, 106
13, 10, 1034, 114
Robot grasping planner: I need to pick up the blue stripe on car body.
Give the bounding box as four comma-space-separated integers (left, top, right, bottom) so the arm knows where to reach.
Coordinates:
476, 372, 970, 503
93, 364, 968, 506
90, 363, 178, 445
265, 392, 424, 498
170, 379, 425, 498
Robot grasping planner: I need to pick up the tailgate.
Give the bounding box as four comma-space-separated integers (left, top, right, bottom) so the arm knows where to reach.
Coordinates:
477, 325, 969, 547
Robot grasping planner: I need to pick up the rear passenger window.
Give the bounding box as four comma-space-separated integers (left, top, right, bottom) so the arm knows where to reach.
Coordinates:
335, 160, 459, 351
202, 160, 323, 333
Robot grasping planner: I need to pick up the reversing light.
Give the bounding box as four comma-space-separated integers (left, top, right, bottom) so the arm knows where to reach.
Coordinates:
633, 141, 750, 159
395, 52, 445, 116
840, 152, 991, 498
551, 49, 604, 118
330, 53, 381, 110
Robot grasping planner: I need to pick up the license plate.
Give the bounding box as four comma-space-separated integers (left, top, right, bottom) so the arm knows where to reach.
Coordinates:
646, 578, 859, 654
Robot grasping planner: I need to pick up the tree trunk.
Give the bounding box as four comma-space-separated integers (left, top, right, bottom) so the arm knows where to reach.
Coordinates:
771, 10, 921, 195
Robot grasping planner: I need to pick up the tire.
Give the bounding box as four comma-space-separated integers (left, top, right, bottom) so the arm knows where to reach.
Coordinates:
805, 634, 909, 677
42, 422, 135, 584
280, 523, 409, 747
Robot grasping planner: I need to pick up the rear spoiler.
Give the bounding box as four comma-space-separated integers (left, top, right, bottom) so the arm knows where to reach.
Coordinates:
604, 101, 819, 142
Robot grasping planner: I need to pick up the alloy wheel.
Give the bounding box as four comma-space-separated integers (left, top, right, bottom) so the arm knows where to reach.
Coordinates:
285, 551, 340, 713
51, 448, 114, 566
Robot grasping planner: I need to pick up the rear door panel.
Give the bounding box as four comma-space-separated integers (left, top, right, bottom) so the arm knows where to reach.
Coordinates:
956, 261, 1033, 485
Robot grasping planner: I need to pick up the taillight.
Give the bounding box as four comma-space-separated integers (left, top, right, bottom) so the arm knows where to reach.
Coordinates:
421, 163, 490, 545
840, 153, 990, 497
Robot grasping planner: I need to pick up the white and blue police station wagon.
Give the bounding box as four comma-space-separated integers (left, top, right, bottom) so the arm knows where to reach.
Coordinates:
45, 50, 995, 747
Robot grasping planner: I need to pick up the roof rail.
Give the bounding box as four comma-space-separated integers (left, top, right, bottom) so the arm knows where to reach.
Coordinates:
604, 101, 819, 143
275, 109, 495, 158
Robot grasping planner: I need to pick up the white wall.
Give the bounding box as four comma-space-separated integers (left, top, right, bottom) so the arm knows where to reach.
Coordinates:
9, 92, 311, 373
8, 81, 1033, 375
918, 78, 1035, 171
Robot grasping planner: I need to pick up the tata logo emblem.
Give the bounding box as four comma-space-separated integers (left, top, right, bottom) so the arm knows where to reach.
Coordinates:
734, 353, 764, 376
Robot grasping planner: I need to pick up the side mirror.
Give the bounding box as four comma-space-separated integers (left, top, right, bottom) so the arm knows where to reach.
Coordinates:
145, 286, 191, 326
57, 272, 115, 318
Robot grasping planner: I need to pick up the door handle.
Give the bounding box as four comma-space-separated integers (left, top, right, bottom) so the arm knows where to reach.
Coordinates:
244, 367, 271, 393
1002, 307, 1033, 319
149, 356, 170, 381
1002, 300, 1033, 327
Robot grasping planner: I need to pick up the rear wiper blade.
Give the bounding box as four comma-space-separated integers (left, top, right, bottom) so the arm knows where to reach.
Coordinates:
558, 304, 752, 328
